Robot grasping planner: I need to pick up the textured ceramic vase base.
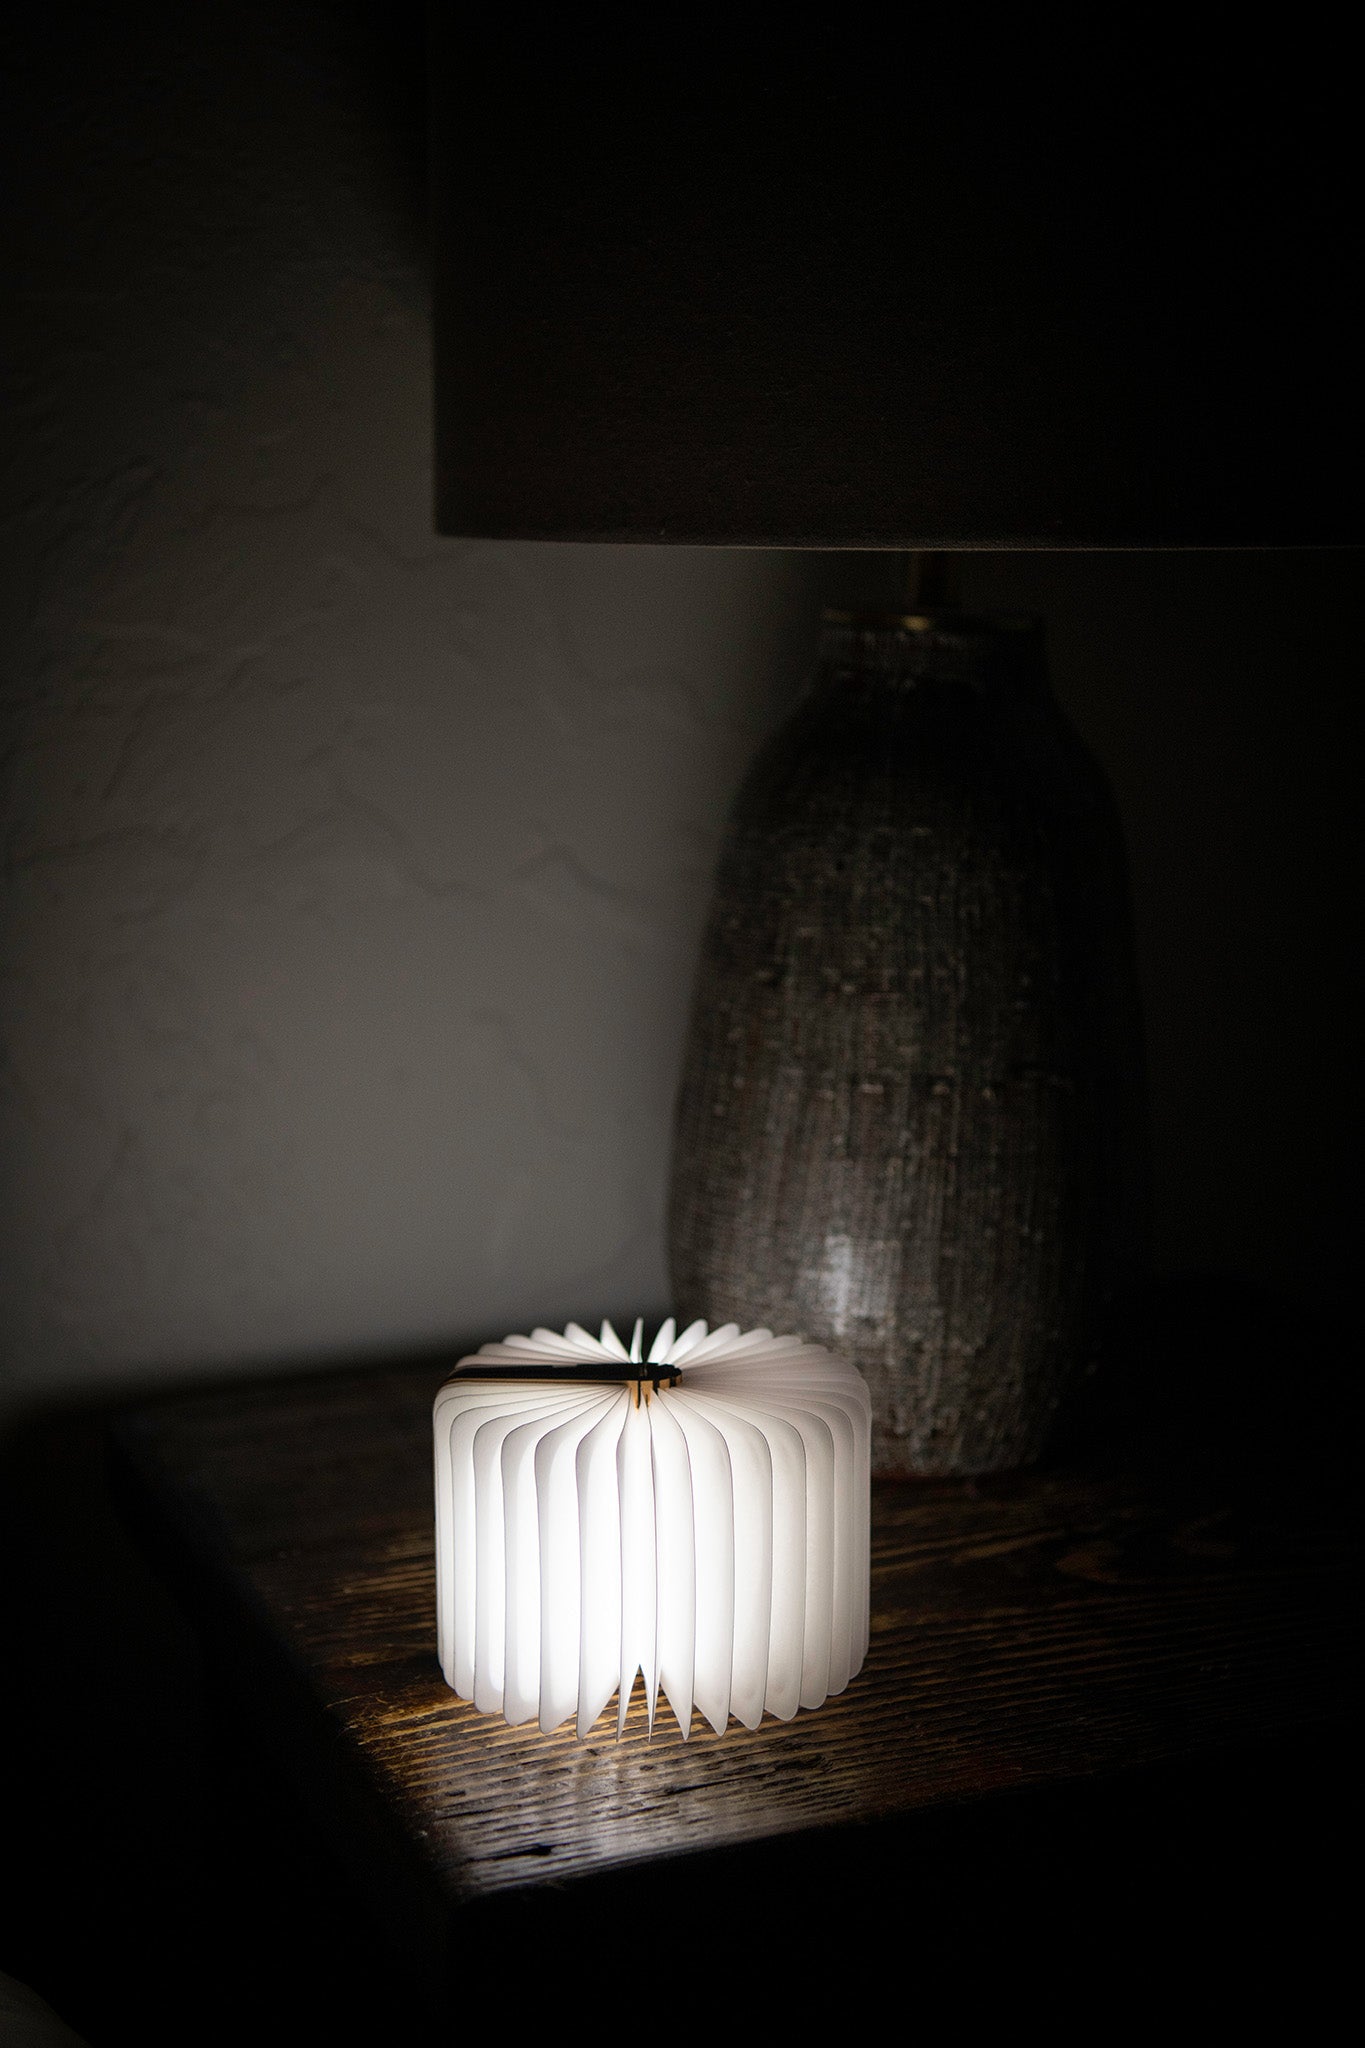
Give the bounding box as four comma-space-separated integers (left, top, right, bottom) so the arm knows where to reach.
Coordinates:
669, 611, 1146, 1478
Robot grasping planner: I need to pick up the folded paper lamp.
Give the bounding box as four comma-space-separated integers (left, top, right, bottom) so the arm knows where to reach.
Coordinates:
433, 1319, 871, 1738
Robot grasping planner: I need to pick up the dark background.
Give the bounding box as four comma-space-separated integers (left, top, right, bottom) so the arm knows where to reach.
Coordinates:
2, 8, 1358, 2039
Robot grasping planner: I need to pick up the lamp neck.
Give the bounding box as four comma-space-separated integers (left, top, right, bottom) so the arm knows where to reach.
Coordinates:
817, 608, 1046, 696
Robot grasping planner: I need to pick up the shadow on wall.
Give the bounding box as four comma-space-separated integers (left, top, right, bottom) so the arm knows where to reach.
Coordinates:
953, 544, 1362, 1332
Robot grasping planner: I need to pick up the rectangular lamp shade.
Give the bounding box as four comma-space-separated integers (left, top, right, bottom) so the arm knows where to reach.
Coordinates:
433, 1320, 871, 1738
431, 27, 1362, 548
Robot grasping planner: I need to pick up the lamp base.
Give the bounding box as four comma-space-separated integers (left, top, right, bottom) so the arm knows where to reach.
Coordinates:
669, 608, 1148, 1477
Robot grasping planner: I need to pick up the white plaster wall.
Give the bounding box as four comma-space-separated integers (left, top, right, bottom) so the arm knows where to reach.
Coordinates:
0, 5, 829, 1420
3, 6, 1356, 1427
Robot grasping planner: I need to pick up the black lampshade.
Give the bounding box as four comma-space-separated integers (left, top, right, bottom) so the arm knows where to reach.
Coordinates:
431, 26, 1362, 549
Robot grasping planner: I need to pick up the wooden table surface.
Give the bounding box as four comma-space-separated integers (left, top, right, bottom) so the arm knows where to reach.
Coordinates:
110, 1352, 1356, 1982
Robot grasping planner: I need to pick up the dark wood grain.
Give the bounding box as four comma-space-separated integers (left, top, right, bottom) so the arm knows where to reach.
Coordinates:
111, 1359, 1356, 1937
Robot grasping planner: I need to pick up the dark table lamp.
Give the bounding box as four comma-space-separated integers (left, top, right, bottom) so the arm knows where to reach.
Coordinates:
429, 26, 1361, 1475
